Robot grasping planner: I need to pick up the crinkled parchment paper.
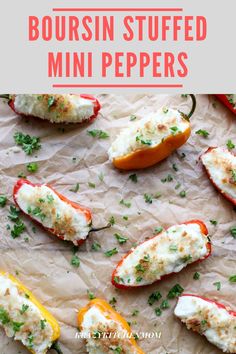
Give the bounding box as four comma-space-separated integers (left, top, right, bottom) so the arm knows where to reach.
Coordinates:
0, 94, 235, 354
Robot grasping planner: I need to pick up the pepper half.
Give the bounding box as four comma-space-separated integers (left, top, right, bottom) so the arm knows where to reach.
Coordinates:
216, 94, 236, 115
200, 146, 236, 206
0, 94, 100, 124
0, 271, 62, 354
108, 95, 196, 170
78, 298, 145, 354
175, 294, 236, 353
112, 220, 211, 289
13, 179, 109, 246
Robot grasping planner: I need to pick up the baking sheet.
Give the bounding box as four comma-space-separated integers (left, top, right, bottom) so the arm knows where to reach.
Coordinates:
0, 94, 235, 354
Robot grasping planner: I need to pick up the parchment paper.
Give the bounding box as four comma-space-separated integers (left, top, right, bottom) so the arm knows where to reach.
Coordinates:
0, 94, 235, 354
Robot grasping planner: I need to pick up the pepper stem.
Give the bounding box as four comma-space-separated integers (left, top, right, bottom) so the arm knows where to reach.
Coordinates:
179, 94, 196, 121
89, 223, 111, 233
51, 341, 64, 354
0, 94, 10, 101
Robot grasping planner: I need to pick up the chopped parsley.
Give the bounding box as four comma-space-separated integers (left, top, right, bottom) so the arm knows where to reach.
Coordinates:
123, 216, 128, 221
71, 255, 80, 268
160, 300, 170, 309
193, 272, 200, 280
69, 183, 80, 193
87, 130, 109, 139
136, 135, 152, 145
119, 199, 131, 208
11, 220, 26, 239
109, 216, 115, 226
0, 196, 7, 207
0, 307, 10, 324
47, 96, 55, 108
114, 233, 128, 244
136, 276, 143, 283
179, 190, 186, 198
130, 115, 137, 121
162, 107, 168, 114
153, 226, 163, 235
213, 281, 221, 291
210, 220, 217, 226
148, 291, 162, 306
20, 304, 29, 314
144, 193, 153, 204
155, 308, 162, 316
88, 182, 96, 188
230, 227, 236, 238
129, 174, 138, 183
26, 162, 38, 173
195, 129, 209, 138
40, 319, 47, 330
8, 206, 20, 221
109, 297, 117, 306
170, 126, 179, 135
91, 242, 101, 251
227, 139, 235, 150
161, 174, 173, 183
98, 172, 104, 182
104, 248, 118, 257
172, 163, 178, 172
87, 290, 95, 300
229, 275, 236, 283
12, 321, 24, 332
231, 170, 236, 183
135, 263, 145, 273
167, 284, 184, 299
169, 244, 178, 251
132, 309, 139, 316
14, 132, 41, 155
182, 255, 192, 263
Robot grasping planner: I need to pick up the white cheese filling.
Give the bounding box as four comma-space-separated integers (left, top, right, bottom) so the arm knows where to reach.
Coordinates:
0, 274, 53, 354
201, 147, 236, 200
13, 94, 95, 123
175, 295, 236, 353
108, 108, 190, 160
81, 306, 139, 354
115, 223, 208, 286
15, 184, 91, 244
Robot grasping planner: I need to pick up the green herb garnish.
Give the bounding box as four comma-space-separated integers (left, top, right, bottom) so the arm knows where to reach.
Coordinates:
213, 281, 221, 291
120, 199, 131, 208
69, 183, 80, 193
87, 130, 109, 139
193, 272, 200, 280
87, 290, 95, 300
129, 174, 138, 183
14, 132, 41, 155
167, 284, 184, 299
148, 291, 162, 306
114, 233, 128, 244
71, 255, 80, 268
91, 242, 101, 251
227, 139, 235, 150
195, 129, 209, 138
26, 162, 38, 173
104, 248, 118, 257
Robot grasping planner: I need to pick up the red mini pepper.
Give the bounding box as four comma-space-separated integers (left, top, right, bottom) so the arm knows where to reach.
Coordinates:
112, 220, 211, 290
200, 146, 236, 206
13, 179, 109, 245
215, 94, 236, 115
0, 94, 101, 123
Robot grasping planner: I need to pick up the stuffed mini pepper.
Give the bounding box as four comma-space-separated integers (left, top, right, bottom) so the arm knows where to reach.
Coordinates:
108, 95, 196, 170
13, 179, 109, 245
112, 220, 211, 289
0, 271, 62, 354
78, 298, 145, 354
175, 294, 236, 353
0, 94, 100, 123
201, 147, 236, 205
216, 94, 236, 115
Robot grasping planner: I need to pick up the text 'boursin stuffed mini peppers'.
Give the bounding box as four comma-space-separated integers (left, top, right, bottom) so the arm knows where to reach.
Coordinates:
112, 220, 211, 289
0, 271, 62, 354
174, 294, 236, 353
0, 94, 100, 124
201, 147, 236, 205
108, 95, 196, 170
78, 299, 145, 354
13, 179, 108, 246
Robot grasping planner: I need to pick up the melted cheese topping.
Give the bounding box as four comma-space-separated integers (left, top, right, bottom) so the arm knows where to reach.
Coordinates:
226, 94, 236, 109
81, 306, 139, 354
13, 94, 95, 123
114, 223, 208, 286
175, 295, 236, 353
15, 184, 91, 244
201, 147, 236, 200
108, 108, 190, 160
0, 274, 53, 354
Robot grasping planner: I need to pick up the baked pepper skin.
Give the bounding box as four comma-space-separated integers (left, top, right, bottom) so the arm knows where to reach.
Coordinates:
78, 298, 145, 354
113, 126, 191, 170
112, 220, 211, 290
0, 271, 61, 354
216, 95, 236, 115
200, 147, 236, 206
0, 94, 100, 123
13, 179, 92, 246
